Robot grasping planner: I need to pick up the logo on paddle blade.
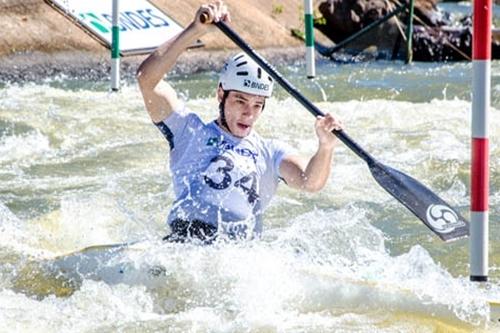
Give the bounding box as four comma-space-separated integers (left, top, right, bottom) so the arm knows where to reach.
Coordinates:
425, 204, 465, 233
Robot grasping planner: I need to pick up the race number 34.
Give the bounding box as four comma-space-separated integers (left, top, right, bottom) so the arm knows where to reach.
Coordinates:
204, 155, 258, 204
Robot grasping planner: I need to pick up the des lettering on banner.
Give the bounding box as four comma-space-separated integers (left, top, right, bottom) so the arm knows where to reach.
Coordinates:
46, 0, 203, 55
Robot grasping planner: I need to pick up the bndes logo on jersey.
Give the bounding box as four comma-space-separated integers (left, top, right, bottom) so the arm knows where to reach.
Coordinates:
243, 79, 269, 91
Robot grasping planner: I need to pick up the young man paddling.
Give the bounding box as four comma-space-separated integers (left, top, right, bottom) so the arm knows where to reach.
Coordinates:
136, 1, 343, 243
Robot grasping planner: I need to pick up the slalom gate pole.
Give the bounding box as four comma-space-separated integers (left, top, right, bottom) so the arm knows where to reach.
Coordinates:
304, 0, 315, 78
470, 0, 491, 282
405, 0, 414, 63
111, 0, 120, 92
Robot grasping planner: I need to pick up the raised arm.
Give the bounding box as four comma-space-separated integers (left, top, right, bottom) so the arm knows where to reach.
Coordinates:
136, 1, 230, 123
279, 113, 343, 192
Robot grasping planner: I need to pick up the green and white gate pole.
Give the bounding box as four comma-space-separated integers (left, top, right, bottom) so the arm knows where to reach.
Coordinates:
111, 0, 120, 91
304, 0, 316, 78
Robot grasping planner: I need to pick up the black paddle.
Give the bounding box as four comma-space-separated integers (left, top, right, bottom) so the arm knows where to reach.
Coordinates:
207, 18, 469, 242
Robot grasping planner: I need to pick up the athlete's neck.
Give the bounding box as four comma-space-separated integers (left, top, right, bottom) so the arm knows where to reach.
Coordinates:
216, 119, 233, 135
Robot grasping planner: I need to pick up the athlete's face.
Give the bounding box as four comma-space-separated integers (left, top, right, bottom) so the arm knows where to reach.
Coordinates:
217, 88, 265, 138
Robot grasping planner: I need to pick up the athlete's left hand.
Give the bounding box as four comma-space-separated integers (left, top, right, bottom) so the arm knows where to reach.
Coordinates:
315, 113, 343, 149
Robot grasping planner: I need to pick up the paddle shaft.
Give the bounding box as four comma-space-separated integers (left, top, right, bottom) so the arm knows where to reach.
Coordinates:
213, 21, 376, 165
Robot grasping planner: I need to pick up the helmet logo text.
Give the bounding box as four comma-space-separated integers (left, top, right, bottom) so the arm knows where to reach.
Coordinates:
243, 79, 269, 91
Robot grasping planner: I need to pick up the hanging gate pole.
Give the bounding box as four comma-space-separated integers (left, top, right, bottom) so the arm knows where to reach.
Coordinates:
304, 0, 316, 78
470, 0, 491, 282
111, 0, 120, 91
405, 0, 415, 63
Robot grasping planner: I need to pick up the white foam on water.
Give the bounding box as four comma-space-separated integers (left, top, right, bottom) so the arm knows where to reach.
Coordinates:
5, 222, 497, 332
0, 130, 51, 164
0, 281, 161, 332
27, 191, 166, 256
2, 81, 500, 332
0, 202, 48, 259
33, 207, 494, 330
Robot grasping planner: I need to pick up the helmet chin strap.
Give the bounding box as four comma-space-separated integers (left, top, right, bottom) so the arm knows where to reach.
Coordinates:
218, 90, 232, 134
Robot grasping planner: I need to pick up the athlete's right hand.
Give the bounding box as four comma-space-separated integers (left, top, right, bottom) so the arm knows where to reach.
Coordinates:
195, 0, 231, 27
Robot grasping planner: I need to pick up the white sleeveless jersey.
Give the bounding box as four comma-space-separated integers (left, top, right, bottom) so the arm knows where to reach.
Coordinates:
156, 105, 293, 237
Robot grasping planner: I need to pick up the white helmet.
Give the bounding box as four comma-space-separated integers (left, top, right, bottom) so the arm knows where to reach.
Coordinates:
218, 52, 274, 98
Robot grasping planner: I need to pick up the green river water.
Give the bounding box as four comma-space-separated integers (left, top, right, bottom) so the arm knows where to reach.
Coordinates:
1, 4, 500, 332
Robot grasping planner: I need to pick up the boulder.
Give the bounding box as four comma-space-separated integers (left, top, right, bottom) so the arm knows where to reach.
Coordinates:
315, 0, 402, 57
315, 0, 500, 61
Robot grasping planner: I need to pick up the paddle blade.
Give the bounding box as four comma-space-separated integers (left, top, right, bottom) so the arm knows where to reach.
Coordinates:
369, 162, 469, 242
